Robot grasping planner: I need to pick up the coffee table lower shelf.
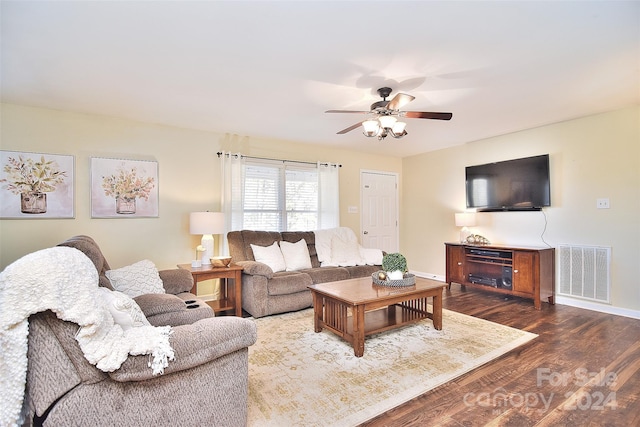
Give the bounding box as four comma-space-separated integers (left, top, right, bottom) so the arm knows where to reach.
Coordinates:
320, 304, 434, 339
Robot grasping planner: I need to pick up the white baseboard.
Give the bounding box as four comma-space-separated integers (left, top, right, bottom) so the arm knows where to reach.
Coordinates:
410, 270, 446, 282
555, 296, 640, 320
410, 271, 640, 320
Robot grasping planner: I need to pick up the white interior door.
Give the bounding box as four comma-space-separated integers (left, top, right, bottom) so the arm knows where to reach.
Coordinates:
360, 171, 398, 253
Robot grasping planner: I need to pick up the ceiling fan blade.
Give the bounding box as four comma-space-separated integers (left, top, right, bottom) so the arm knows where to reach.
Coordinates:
337, 122, 364, 134
386, 93, 415, 111
404, 111, 453, 120
325, 109, 370, 114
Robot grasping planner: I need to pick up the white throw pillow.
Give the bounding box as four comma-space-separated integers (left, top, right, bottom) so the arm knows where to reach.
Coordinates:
97, 287, 151, 330
251, 242, 286, 273
280, 239, 312, 271
331, 237, 365, 267
105, 260, 165, 298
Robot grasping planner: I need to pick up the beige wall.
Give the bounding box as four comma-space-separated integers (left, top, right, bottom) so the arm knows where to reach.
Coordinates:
402, 106, 640, 313
2, 103, 638, 313
0, 103, 401, 285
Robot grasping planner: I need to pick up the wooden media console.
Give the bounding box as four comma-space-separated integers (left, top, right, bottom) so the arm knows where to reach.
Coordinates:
445, 242, 555, 310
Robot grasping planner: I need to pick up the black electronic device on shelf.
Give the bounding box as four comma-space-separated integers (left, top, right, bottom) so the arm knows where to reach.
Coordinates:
468, 248, 509, 258
501, 266, 513, 289
468, 274, 498, 287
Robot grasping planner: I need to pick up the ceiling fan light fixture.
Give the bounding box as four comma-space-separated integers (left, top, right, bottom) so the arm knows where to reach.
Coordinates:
391, 121, 407, 135
328, 87, 451, 139
362, 119, 380, 137
378, 115, 397, 129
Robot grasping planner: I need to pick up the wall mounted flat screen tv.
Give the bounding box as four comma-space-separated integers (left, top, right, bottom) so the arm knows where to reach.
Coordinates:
465, 154, 550, 212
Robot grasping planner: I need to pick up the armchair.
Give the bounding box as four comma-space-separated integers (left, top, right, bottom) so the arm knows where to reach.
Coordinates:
57, 235, 213, 326
0, 241, 257, 426
25, 310, 257, 426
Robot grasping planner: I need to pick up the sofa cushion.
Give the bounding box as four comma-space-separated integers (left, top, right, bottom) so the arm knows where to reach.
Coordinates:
267, 272, 313, 296
105, 260, 165, 298
158, 268, 194, 295
301, 266, 350, 284
236, 260, 274, 279
57, 235, 114, 289
134, 293, 191, 317
344, 264, 381, 278
242, 230, 282, 260
134, 293, 214, 327
280, 238, 312, 271
250, 242, 286, 273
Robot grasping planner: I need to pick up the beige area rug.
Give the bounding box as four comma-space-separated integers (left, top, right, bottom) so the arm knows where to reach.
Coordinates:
247, 308, 537, 426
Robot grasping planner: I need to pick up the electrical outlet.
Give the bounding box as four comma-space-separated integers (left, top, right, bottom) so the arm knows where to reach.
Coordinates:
597, 198, 610, 209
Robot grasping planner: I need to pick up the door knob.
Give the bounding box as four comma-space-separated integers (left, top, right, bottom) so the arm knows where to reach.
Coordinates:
363, 231, 368, 234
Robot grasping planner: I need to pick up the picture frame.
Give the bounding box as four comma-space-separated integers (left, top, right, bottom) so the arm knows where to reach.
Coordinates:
0, 150, 75, 219
90, 157, 159, 218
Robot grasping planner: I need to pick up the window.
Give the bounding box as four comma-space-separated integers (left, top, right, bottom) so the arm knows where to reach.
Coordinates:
220, 151, 339, 242
243, 161, 318, 231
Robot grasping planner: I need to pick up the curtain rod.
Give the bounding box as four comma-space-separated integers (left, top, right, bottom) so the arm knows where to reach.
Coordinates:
216, 152, 341, 167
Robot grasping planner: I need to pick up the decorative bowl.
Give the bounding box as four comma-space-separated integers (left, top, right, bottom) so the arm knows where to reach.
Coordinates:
210, 256, 232, 268
372, 271, 416, 287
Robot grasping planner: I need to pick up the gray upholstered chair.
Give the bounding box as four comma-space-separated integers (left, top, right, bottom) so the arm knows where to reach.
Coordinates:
26, 309, 257, 425
18, 237, 258, 425
57, 235, 213, 326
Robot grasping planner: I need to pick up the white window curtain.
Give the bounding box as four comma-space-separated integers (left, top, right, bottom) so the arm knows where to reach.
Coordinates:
220, 151, 245, 255
317, 161, 340, 230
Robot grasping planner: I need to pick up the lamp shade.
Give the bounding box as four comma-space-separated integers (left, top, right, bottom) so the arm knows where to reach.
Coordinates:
378, 115, 397, 129
362, 119, 380, 136
190, 212, 225, 235
392, 121, 407, 134
455, 212, 476, 227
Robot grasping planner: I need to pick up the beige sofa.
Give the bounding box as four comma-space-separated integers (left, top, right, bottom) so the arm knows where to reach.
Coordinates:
228, 230, 382, 318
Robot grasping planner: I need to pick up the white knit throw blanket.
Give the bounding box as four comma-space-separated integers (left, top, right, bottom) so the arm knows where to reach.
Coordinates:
0, 247, 175, 427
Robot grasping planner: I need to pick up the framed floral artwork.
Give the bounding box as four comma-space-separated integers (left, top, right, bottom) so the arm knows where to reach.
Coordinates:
0, 150, 75, 219
90, 157, 158, 218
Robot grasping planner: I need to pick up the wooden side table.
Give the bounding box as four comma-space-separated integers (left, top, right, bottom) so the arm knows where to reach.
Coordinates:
177, 264, 243, 316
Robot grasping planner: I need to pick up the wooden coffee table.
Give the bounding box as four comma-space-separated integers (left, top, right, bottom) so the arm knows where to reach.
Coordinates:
308, 276, 446, 357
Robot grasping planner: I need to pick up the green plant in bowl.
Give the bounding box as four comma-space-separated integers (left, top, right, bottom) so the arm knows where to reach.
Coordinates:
382, 253, 408, 280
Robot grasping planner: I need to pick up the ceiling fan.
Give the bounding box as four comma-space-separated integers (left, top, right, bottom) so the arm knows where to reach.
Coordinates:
325, 87, 452, 140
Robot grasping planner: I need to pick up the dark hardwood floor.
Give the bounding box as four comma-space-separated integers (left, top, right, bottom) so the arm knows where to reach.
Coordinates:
360, 285, 640, 427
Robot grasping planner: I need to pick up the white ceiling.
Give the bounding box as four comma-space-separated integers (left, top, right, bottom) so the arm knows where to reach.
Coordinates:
1, 1, 638, 158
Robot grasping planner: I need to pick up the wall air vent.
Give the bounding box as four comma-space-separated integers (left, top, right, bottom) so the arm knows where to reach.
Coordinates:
558, 245, 610, 303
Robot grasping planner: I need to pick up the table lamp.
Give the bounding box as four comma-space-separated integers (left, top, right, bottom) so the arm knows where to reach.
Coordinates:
455, 212, 476, 243
190, 212, 225, 265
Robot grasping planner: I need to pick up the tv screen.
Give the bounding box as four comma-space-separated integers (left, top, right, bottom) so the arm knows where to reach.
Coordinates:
465, 154, 550, 212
